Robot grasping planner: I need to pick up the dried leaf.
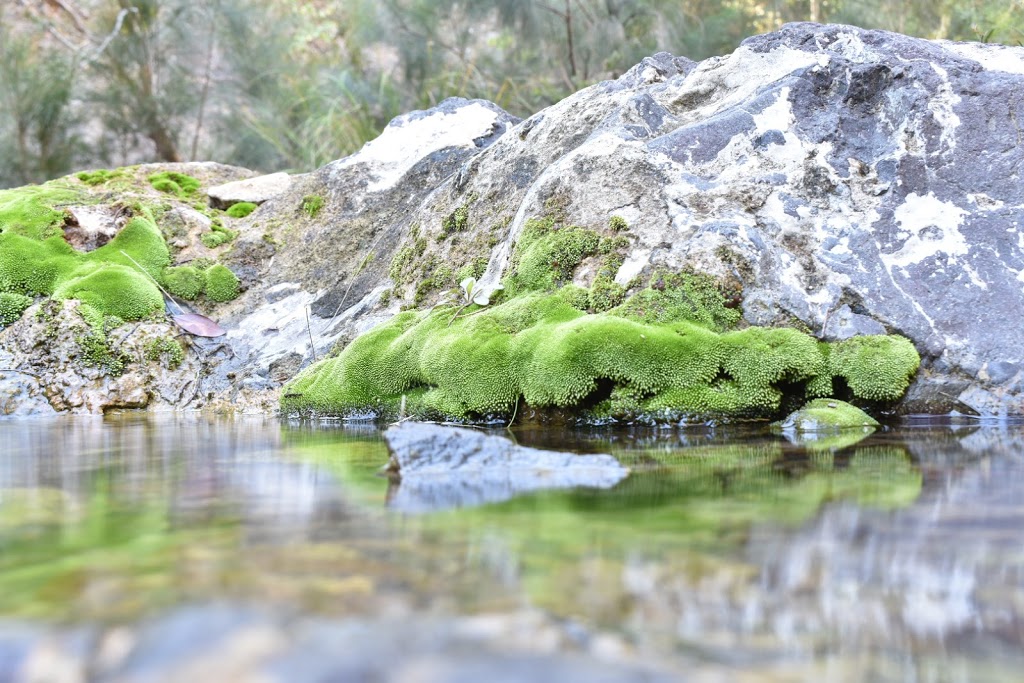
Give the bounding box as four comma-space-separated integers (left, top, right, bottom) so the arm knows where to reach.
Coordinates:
173, 313, 226, 337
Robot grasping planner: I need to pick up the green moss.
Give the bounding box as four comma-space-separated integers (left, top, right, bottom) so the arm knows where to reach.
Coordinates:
0, 293, 32, 326
0, 234, 78, 295
144, 336, 184, 369
609, 215, 629, 232
611, 271, 741, 332
75, 169, 125, 186
74, 305, 130, 375
54, 264, 165, 321
388, 225, 426, 285
0, 185, 79, 240
200, 231, 230, 248
200, 224, 237, 249
225, 202, 257, 218
504, 220, 601, 294
87, 216, 170, 278
455, 257, 490, 282
163, 266, 204, 300
555, 285, 591, 311
825, 335, 920, 401
588, 276, 625, 312
204, 264, 240, 302
599, 235, 630, 254
283, 281, 921, 422
301, 195, 324, 218
441, 205, 470, 237
148, 172, 201, 197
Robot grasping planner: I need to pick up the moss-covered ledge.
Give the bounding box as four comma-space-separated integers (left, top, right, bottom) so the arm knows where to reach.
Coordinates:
282, 216, 921, 424
0, 167, 245, 382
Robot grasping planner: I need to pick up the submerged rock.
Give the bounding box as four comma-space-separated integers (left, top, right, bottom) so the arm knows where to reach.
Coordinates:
383, 422, 629, 512
775, 398, 880, 449
777, 399, 881, 433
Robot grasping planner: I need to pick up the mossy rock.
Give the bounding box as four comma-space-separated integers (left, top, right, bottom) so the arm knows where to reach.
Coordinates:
225, 202, 258, 218
775, 399, 881, 432
1, 182, 173, 321
148, 172, 201, 197
281, 286, 920, 422
53, 264, 165, 322
281, 216, 920, 422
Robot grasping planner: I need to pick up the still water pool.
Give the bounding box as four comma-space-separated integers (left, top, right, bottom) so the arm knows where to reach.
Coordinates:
0, 415, 1021, 681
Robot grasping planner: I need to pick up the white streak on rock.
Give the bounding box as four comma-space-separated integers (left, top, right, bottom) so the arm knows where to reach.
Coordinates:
939, 41, 1024, 75
332, 103, 502, 193
884, 192, 969, 269
927, 63, 962, 154
666, 46, 825, 125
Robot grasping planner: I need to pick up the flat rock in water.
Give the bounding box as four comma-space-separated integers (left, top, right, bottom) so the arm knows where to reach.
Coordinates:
383, 422, 629, 512
777, 399, 880, 433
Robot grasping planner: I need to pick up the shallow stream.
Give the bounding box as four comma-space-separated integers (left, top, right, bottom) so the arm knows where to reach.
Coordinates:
0, 416, 1021, 682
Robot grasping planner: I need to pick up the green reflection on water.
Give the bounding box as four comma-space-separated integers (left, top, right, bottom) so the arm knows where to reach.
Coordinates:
0, 421, 921, 622
290, 428, 922, 617
0, 475, 240, 620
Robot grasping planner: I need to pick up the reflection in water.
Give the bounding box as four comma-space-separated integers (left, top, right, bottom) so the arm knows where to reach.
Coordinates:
0, 416, 1021, 681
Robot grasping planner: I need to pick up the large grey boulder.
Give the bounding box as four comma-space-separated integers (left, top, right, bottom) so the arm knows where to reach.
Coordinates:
383, 422, 629, 512
343, 23, 1024, 417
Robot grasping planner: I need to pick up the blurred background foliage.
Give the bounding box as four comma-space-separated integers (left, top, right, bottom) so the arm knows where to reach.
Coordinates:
1, 0, 1020, 187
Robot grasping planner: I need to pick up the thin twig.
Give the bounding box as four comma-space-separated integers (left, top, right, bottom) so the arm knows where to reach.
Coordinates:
507, 396, 520, 430
321, 227, 393, 334
447, 303, 470, 327
119, 250, 185, 315
305, 306, 317, 363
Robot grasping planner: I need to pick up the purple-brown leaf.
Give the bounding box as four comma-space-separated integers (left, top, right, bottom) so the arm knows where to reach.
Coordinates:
172, 313, 226, 337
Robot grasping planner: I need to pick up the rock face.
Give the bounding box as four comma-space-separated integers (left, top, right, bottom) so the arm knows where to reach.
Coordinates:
412, 23, 1021, 417
383, 422, 629, 512
3, 24, 1024, 417
0, 300, 216, 415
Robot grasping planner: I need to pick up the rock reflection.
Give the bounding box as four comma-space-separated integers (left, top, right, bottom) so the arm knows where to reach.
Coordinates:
611, 427, 1024, 680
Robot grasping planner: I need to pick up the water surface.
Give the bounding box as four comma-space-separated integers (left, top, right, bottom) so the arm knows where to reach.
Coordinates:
0, 415, 1021, 681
